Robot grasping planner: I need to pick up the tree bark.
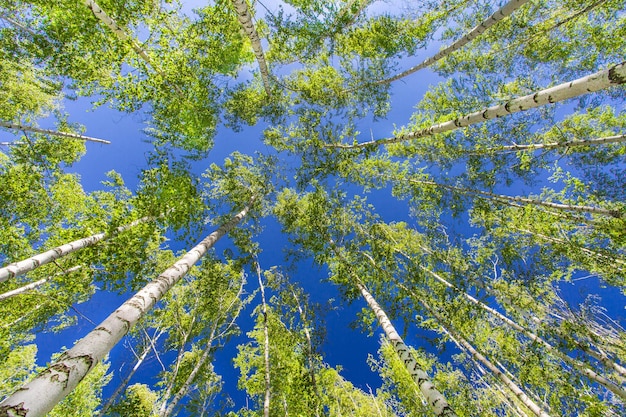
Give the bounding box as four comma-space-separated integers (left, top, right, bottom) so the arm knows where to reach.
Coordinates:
0, 266, 82, 301
376, 0, 531, 85
405, 177, 622, 219
0, 204, 251, 417
96, 330, 163, 417
475, 133, 626, 154
420, 299, 551, 417
0, 121, 110, 144
231, 0, 272, 97
328, 239, 455, 416
326, 62, 626, 149
254, 260, 271, 417
0, 217, 150, 283
356, 281, 456, 416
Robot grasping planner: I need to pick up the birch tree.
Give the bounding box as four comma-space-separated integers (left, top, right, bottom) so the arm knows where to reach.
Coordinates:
0, 202, 252, 416
0, 121, 110, 144
230, 0, 272, 96
375, 0, 531, 85
0, 216, 150, 283
325, 62, 626, 150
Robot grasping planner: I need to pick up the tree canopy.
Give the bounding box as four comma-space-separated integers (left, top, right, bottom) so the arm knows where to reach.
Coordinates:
0, 0, 625, 416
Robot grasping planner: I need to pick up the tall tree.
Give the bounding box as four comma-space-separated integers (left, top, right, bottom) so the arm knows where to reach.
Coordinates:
325, 62, 626, 150
0, 201, 252, 416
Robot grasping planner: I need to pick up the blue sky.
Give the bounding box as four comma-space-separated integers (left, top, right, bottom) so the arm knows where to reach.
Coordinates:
8, 0, 624, 414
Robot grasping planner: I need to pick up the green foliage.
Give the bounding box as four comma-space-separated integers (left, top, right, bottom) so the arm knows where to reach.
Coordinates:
109, 384, 158, 417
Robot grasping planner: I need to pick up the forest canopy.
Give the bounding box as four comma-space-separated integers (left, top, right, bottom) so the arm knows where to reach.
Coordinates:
0, 0, 625, 416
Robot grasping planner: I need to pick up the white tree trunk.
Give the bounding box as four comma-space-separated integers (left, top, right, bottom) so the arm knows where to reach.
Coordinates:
0, 205, 250, 417
406, 178, 622, 219
421, 300, 551, 417
513, 227, 626, 269
160, 277, 245, 417
157, 311, 198, 416
254, 260, 271, 417
377, 0, 531, 85
96, 330, 163, 417
327, 62, 626, 149
0, 217, 150, 283
417, 267, 626, 400
0, 265, 82, 301
356, 282, 457, 417
478, 134, 626, 154
160, 324, 218, 417
231, 0, 272, 97
82, 0, 184, 97
289, 287, 321, 412
0, 121, 110, 144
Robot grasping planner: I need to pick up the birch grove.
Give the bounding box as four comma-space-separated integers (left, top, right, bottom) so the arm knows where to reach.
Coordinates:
1, 0, 625, 415
0, 204, 250, 416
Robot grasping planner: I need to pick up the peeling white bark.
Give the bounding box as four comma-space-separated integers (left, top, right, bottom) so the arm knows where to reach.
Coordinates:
357, 282, 456, 416
0, 205, 250, 417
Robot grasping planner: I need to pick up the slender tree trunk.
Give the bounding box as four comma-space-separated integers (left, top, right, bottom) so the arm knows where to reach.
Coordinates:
405, 177, 622, 219
81, 0, 184, 96
326, 62, 626, 149
0, 216, 150, 283
254, 260, 271, 417
513, 227, 626, 268
289, 286, 321, 414
0, 266, 82, 301
161, 277, 245, 417
417, 266, 626, 399
420, 299, 551, 417
473, 358, 530, 417
0, 121, 110, 144
0, 204, 251, 417
328, 240, 455, 416
96, 330, 163, 417
160, 324, 219, 417
386, 246, 626, 389
475, 134, 626, 154
356, 281, 456, 416
231, 0, 272, 97
376, 0, 530, 85
157, 312, 197, 415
